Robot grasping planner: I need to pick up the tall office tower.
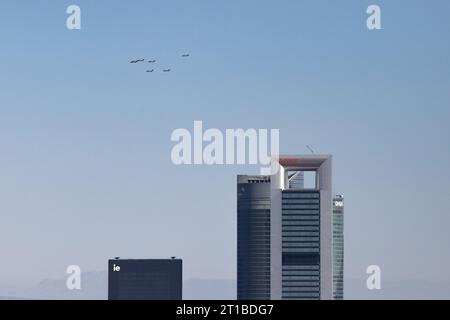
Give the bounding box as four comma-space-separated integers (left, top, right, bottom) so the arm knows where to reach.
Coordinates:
332, 195, 344, 300
237, 175, 271, 300
288, 171, 304, 189
108, 259, 182, 300
237, 155, 334, 300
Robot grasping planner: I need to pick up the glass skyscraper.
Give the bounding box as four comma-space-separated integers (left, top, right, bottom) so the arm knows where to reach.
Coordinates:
237, 175, 271, 300
332, 195, 344, 300
237, 155, 337, 300
282, 189, 321, 299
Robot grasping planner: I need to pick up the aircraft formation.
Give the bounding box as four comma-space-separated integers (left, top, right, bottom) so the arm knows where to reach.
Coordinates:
129, 53, 190, 73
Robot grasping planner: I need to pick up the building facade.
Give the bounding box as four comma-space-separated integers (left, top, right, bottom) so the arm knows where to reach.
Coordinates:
108, 259, 182, 300
281, 189, 321, 299
332, 195, 344, 300
237, 175, 271, 300
237, 155, 336, 300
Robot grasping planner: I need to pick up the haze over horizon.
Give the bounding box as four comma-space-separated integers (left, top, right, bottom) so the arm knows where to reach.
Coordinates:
1, 0, 450, 298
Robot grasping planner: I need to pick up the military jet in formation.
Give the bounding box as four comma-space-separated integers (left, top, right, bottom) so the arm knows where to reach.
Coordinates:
130, 53, 189, 73
129, 59, 145, 64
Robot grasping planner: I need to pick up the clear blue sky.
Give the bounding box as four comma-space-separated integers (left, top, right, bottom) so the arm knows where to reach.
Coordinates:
1, 0, 450, 288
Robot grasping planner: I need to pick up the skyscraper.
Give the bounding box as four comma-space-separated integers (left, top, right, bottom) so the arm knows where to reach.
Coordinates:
108, 258, 182, 300
237, 155, 335, 300
237, 175, 271, 300
332, 195, 344, 300
288, 171, 304, 189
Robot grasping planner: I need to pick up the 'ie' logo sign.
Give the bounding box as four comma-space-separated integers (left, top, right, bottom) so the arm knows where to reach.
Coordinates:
66, 5, 81, 30
113, 264, 121, 272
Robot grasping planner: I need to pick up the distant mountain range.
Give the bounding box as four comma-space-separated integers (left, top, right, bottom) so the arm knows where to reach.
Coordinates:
0, 271, 236, 300
345, 278, 450, 300
0, 271, 108, 300
1, 273, 449, 300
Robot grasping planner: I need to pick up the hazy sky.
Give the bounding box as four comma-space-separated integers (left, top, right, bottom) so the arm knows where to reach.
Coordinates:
1, 0, 450, 289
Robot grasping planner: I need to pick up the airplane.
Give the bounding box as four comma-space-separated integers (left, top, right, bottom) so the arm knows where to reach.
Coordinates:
181, 53, 190, 58
146, 69, 154, 73
148, 59, 156, 63
163, 69, 171, 72
130, 59, 145, 64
